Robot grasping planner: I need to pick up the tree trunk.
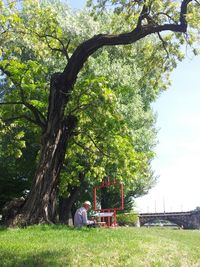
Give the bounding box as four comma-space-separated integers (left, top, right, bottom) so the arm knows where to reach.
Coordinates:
59, 191, 78, 225
6, 74, 77, 226
20, 125, 68, 225
59, 173, 85, 225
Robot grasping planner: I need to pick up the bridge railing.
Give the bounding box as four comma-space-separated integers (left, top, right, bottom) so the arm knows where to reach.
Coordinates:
139, 211, 192, 217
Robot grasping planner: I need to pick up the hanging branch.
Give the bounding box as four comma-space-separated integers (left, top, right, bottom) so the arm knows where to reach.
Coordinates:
86, 134, 115, 159
157, 32, 169, 58
36, 33, 70, 61
1, 115, 39, 125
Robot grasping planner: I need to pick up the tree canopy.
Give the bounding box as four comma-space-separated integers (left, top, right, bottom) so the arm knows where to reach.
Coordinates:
0, 0, 199, 225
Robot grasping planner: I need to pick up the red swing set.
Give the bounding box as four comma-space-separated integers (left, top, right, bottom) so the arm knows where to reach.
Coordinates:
93, 178, 124, 227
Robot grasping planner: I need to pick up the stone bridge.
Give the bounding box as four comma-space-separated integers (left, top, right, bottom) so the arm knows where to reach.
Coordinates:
139, 211, 200, 229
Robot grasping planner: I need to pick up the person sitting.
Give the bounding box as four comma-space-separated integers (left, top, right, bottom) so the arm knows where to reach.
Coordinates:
74, 201, 96, 228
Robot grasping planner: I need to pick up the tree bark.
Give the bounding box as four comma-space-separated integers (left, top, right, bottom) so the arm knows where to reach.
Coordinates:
59, 173, 85, 224
7, 74, 77, 226
59, 190, 79, 225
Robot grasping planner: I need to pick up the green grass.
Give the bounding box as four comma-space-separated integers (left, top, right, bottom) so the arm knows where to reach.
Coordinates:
0, 225, 200, 267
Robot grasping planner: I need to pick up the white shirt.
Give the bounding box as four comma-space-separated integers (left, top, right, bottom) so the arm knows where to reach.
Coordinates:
74, 206, 94, 227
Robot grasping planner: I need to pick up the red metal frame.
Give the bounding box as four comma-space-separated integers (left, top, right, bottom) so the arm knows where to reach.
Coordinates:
93, 179, 124, 227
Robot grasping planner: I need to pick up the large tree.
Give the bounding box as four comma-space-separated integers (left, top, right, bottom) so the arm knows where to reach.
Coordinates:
1, 1, 158, 222
0, 0, 199, 225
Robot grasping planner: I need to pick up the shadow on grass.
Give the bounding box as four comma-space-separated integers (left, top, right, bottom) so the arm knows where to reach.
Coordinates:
0, 249, 71, 267
0, 226, 8, 231
22, 224, 99, 232
21, 224, 77, 232
0, 224, 76, 232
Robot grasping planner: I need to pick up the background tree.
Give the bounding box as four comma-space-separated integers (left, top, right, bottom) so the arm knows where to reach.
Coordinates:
0, 0, 199, 225
0, 128, 39, 212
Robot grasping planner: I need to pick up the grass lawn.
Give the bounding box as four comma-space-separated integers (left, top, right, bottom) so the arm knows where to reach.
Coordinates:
0, 225, 200, 267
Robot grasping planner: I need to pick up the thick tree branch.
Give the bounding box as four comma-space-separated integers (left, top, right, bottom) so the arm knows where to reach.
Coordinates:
180, 0, 193, 26
62, 0, 193, 91
43, 0, 194, 132
137, 4, 149, 28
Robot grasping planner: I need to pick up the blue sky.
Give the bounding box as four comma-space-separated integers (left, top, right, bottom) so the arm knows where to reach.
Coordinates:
68, 0, 200, 212
137, 54, 200, 212
67, 0, 86, 9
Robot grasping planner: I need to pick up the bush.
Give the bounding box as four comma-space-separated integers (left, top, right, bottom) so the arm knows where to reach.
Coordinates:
116, 212, 138, 226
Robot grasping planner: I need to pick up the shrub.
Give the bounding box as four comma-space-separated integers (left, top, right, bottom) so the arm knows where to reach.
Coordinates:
116, 212, 138, 226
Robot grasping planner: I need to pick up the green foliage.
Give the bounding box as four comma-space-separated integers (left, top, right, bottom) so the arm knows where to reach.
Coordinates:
58, 10, 168, 200
59, 10, 185, 200
1, 0, 200, 217
0, 128, 39, 212
117, 212, 138, 226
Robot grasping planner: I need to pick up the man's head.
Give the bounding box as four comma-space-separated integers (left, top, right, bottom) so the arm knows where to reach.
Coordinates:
83, 200, 92, 210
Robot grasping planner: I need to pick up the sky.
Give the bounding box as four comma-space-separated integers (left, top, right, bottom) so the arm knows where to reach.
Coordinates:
136, 54, 200, 213
68, 0, 200, 213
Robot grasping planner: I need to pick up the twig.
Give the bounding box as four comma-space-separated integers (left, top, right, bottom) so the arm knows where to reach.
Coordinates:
152, 12, 178, 24
157, 32, 169, 58
86, 134, 114, 159
1, 115, 38, 125
36, 33, 70, 61
0, 66, 47, 128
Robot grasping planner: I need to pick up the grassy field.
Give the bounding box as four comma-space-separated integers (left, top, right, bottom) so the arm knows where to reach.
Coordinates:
0, 225, 200, 267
